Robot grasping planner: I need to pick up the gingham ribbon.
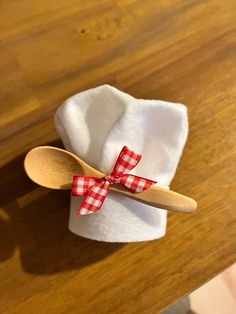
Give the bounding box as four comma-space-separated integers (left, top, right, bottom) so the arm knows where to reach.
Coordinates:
72, 146, 156, 216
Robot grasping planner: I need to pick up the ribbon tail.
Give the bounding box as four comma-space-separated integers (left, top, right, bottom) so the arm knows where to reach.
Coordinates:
119, 174, 156, 193
77, 180, 110, 216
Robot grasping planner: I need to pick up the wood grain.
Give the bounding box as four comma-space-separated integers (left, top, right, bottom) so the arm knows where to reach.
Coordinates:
0, 0, 235, 313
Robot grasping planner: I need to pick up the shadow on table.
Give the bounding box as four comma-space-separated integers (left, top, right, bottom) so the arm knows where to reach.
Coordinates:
0, 140, 124, 275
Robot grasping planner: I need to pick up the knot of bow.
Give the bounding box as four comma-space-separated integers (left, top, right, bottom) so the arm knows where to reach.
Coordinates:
72, 146, 156, 216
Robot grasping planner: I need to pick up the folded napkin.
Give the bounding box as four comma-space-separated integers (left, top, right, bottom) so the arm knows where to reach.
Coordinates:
55, 85, 188, 242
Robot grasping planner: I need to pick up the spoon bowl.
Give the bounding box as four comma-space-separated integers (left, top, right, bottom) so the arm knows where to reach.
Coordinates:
24, 146, 103, 189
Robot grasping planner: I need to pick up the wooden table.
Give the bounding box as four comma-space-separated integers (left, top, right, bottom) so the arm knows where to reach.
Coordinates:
0, 1, 235, 313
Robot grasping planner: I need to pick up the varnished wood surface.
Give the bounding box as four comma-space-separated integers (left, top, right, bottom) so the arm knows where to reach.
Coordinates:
0, 0, 235, 313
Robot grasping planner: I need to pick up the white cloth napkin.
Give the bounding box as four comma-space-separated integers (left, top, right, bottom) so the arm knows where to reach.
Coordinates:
54, 85, 188, 242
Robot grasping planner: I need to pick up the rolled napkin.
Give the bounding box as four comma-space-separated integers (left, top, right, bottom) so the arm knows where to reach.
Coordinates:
54, 85, 188, 242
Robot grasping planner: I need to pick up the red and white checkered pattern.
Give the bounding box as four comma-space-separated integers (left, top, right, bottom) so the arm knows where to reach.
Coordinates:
72, 146, 156, 216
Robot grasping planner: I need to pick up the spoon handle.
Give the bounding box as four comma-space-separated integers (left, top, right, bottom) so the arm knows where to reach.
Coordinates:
71, 153, 196, 212
110, 184, 196, 213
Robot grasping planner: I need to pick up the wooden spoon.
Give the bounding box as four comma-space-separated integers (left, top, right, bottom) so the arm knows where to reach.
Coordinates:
24, 146, 197, 213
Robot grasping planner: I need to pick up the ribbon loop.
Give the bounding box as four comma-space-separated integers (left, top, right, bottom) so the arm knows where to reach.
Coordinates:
111, 146, 142, 177
72, 146, 156, 216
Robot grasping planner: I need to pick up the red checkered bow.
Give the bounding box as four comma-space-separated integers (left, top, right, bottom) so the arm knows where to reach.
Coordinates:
72, 146, 156, 216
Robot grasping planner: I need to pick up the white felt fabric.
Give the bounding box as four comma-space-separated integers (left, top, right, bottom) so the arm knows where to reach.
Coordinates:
54, 85, 188, 242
